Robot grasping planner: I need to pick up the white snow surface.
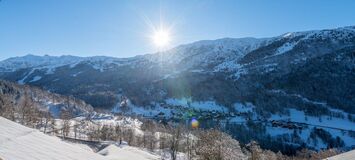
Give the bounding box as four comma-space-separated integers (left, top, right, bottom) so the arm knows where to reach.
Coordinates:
1, 54, 84, 73
92, 116, 143, 130
325, 149, 355, 160
275, 42, 296, 55
0, 117, 107, 160
270, 109, 355, 131
0, 54, 136, 73
0, 117, 163, 160
165, 98, 228, 111
233, 102, 254, 113
29, 76, 42, 82
213, 60, 248, 79
280, 26, 355, 40
98, 144, 160, 160
134, 37, 272, 72
17, 68, 36, 84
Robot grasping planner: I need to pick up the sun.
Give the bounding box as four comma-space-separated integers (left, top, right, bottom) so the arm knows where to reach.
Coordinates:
152, 29, 171, 48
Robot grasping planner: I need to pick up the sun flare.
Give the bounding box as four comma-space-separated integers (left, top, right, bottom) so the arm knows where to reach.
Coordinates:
152, 29, 171, 48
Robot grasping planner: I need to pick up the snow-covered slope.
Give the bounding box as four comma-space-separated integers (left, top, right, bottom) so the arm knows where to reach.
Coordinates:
325, 149, 355, 160
147, 37, 271, 69
0, 117, 162, 160
0, 116, 107, 160
0, 80, 94, 117
0, 37, 270, 74
98, 144, 160, 160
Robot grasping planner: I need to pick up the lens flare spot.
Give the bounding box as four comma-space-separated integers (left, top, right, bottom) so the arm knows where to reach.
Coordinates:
191, 118, 199, 129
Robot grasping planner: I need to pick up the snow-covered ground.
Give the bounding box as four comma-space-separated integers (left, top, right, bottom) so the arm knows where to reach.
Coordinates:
233, 102, 254, 113
98, 144, 160, 160
270, 109, 355, 131
0, 117, 107, 160
165, 98, 228, 112
274, 42, 296, 55
29, 75, 42, 82
325, 149, 355, 160
0, 117, 164, 160
266, 108, 355, 149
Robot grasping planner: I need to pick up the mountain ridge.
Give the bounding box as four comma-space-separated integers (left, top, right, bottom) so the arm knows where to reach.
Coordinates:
0, 25, 354, 152
2, 25, 354, 70
0, 25, 354, 112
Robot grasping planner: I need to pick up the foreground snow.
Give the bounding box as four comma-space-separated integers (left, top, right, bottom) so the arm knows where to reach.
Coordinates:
325, 149, 355, 160
0, 117, 159, 160
0, 117, 107, 160
98, 144, 160, 160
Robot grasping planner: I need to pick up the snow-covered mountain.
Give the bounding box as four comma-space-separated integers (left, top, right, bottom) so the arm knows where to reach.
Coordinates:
0, 26, 354, 152
0, 55, 84, 73
1, 26, 352, 111
0, 37, 270, 74
0, 80, 93, 117
2, 26, 353, 76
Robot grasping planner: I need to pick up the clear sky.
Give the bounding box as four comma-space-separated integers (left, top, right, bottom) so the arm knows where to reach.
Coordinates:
0, 0, 354, 60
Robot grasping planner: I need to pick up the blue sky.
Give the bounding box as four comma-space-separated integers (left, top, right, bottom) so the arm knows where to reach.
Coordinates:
0, 0, 354, 60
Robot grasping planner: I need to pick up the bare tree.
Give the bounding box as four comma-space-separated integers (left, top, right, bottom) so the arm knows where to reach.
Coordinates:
124, 128, 135, 145
115, 124, 123, 144
159, 133, 169, 150
73, 121, 78, 139
17, 89, 42, 128
196, 129, 247, 160
88, 125, 100, 141
77, 119, 86, 139
99, 125, 114, 141
0, 94, 15, 121
18, 90, 33, 125
119, 96, 131, 115
60, 109, 72, 138
247, 141, 263, 160
40, 111, 52, 133
143, 131, 149, 148
143, 131, 155, 151
169, 125, 184, 160
185, 131, 196, 160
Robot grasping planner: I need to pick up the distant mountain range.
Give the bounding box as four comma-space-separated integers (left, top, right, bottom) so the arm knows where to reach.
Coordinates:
1, 26, 353, 114
0, 25, 354, 151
